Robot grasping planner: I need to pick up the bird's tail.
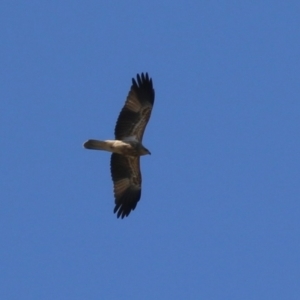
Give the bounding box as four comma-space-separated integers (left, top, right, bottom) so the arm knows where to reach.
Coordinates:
83, 139, 110, 151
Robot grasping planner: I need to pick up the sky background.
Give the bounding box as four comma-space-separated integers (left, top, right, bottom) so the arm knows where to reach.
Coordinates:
1, 1, 300, 299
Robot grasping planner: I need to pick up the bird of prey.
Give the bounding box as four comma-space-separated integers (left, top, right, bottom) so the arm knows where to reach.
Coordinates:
83, 73, 155, 219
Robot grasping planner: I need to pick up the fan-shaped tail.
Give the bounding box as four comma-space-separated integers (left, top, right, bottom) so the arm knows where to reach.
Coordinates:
83, 139, 108, 150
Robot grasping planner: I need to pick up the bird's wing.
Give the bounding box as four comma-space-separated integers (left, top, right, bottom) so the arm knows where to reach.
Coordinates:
114, 73, 155, 142
110, 153, 142, 218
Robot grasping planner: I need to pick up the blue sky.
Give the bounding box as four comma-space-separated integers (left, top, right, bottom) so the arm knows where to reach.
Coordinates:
1, 1, 300, 299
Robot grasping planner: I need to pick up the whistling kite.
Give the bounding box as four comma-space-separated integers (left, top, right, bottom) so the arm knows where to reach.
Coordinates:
84, 73, 155, 218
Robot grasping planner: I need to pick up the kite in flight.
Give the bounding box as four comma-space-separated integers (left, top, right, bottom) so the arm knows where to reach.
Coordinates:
83, 73, 155, 218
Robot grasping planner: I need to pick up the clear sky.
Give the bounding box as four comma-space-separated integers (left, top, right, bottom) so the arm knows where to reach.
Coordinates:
1, 1, 300, 299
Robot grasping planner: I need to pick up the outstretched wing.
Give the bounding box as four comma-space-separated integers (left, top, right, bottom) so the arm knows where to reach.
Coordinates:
110, 153, 142, 218
114, 73, 155, 142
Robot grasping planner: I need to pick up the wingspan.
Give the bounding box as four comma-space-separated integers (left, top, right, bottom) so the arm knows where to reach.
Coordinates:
114, 73, 155, 142
110, 153, 142, 218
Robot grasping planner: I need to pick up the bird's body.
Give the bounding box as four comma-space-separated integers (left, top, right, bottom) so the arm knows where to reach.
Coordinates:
84, 73, 155, 218
84, 139, 150, 156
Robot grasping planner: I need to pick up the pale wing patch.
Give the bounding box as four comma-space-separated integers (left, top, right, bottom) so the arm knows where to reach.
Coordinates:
128, 157, 141, 187
114, 178, 130, 197
132, 106, 152, 141
123, 136, 138, 142
126, 91, 141, 112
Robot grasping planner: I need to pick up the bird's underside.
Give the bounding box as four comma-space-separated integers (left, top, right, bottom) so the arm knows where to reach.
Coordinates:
83, 73, 155, 219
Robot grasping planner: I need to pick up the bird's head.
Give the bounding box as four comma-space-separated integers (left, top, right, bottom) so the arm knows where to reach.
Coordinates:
141, 145, 151, 156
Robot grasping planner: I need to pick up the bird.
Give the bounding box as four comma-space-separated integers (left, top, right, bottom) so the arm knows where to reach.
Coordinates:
83, 73, 155, 218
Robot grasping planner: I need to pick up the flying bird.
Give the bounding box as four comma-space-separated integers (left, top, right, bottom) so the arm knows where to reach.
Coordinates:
83, 73, 155, 218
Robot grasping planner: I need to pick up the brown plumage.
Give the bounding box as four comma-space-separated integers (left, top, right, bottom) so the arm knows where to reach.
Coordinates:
83, 73, 155, 218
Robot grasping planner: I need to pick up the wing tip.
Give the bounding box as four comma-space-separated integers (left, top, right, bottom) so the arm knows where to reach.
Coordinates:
133, 72, 152, 87
131, 72, 154, 105
113, 188, 141, 219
